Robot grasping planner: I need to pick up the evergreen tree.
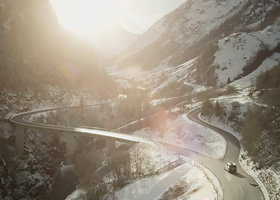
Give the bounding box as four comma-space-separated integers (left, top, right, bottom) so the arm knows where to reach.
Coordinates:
227, 77, 231, 84
242, 108, 262, 154
201, 99, 213, 115
214, 101, 223, 116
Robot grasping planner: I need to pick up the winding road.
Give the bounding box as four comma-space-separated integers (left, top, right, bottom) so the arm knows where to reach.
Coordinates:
9, 106, 264, 200
168, 109, 264, 200
9, 105, 155, 146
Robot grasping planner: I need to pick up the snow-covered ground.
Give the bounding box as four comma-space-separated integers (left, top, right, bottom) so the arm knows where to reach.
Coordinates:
215, 17, 280, 86
0, 86, 101, 119
65, 190, 86, 200
252, 17, 280, 50
135, 113, 226, 159
114, 163, 217, 200
215, 32, 263, 86
183, 81, 211, 94
232, 53, 280, 88
110, 0, 247, 70
115, 79, 133, 89
111, 57, 198, 90
152, 58, 197, 91
115, 143, 222, 200
66, 143, 223, 200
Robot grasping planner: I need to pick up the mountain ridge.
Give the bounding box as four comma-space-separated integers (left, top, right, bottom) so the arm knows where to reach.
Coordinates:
108, 0, 280, 88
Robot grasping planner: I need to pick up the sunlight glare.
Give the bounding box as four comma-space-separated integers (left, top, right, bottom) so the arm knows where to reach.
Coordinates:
50, 0, 128, 36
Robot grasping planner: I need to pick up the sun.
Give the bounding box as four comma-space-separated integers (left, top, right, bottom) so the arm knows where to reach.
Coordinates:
50, 0, 127, 37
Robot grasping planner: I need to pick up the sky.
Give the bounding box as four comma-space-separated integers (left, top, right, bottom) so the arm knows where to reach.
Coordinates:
49, 0, 185, 36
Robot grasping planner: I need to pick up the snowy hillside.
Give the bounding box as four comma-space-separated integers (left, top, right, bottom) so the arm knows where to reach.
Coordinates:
2, 0, 280, 199
0, 86, 102, 119
232, 53, 280, 88
107, 0, 280, 90
214, 33, 263, 86
108, 0, 247, 71
215, 17, 280, 86
136, 114, 226, 159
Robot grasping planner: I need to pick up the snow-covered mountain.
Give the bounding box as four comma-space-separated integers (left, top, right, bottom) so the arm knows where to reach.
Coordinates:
1, 0, 280, 199
108, 0, 280, 89
116, 0, 246, 67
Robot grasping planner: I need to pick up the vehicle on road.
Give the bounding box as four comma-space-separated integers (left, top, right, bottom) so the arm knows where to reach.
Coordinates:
224, 162, 237, 173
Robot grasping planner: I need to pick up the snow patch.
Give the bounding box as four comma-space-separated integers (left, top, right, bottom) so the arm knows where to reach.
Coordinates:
215, 32, 262, 86
136, 114, 226, 159
232, 53, 280, 88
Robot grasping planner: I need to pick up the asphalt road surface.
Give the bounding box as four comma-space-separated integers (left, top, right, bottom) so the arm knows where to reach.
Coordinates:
9, 105, 155, 146
164, 109, 264, 200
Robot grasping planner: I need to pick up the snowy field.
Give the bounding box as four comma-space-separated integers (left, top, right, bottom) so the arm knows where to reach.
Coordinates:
135, 113, 226, 159
232, 53, 280, 89
110, 57, 198, 90
215, 17, 280, 86
114, 163, 217, 200
115, 144, 222, 200
215, 32, 263, 86
66, 143, 222, 200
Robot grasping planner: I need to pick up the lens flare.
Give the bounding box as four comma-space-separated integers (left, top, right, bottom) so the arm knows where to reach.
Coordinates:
58, 62, 79, 81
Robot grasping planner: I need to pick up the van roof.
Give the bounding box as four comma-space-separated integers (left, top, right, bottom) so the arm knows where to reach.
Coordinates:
226, 162, 236, 166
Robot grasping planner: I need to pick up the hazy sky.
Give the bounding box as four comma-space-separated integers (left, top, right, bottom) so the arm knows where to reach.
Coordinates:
122, 0, 186, 33
49, 0, 185, 36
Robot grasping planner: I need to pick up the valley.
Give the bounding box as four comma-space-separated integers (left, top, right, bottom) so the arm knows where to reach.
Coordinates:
1, 0, 280, 199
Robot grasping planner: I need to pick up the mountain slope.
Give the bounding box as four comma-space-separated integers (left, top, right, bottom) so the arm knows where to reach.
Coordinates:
108, 0, 280, 89
111, 0, 247, 70
0, 0, 117, 96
